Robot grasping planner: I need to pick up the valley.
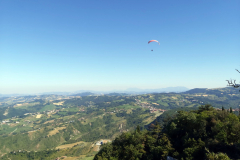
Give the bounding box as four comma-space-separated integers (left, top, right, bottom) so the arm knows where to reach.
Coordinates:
0, 87, 239, 159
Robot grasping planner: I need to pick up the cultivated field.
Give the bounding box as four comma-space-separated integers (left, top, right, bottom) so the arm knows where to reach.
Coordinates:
56, 141, 87, 149
48, 127, 66, 136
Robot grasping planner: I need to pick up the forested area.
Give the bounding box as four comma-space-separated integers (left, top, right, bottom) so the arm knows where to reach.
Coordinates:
94, 104, 240, 160
0, 150, 59, 160
1, 90, 240, 159
61, 108, 148, 143
145, 107, 198, 128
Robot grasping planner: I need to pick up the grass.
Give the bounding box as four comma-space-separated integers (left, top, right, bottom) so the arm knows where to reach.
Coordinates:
44, 119, 55, 124
40, 104, 56, 112
80, 156, 94, 160
117, 104, 140, 110
63, 157, 83, 160
56, 141, 87, 150
51, 114, 61, 119
113, 99, 124, 103
14, 102, 40, 109
16, 126, 32, 133
111, 114, 121, 121
65, 107, 79, 112
143, 116, 155, 124
58, 111, 68, 116
0, 125, 18, 134
48, 127, 66, 136
154, 111, 163, 118
126, 109, 132, 114
186, 104, 197, 108
171, 96, 178, 99
156, 100, 169, 107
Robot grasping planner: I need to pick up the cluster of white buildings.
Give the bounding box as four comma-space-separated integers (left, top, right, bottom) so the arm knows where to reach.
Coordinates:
1, 120, 10, 124
135, 99, 166, 113
149, 107, 166, 113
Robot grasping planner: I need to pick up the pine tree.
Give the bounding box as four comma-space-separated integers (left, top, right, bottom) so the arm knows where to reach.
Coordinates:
222, 106, 225, 111
149, 121, 162, 139
136, 125, 141, 133
230, 107, 233, 113
239, 106, 240, 116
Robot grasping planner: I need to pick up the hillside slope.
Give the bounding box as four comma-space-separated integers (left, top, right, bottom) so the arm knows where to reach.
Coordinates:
94, 104, 240, 160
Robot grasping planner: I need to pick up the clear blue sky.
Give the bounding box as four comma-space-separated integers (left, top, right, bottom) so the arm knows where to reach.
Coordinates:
0, 0, 239, 94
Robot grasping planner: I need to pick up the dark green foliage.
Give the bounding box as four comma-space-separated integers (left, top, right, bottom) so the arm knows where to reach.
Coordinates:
116, 110, 127, 117
125, 108, 145, 128
94, 105, 240, 160
146, 107, 198, 128
1, 91, 240, 159
0, 128, 62, 152
0, 108, 7, 120
0, 149, 59, 160
63, 95, 135, 110
94, 123, 174, 160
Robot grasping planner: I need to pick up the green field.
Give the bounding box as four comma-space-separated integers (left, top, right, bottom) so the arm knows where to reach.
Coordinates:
65, 107, 79, 112
81, 156, 94, 160
0, 88, 240, 159
0, 125, 18, 134
16, 126, 32, 133
186, 104, 198, 108
156, 100, 169, 107
117, 104, 140, 109
40, 104, 56, 112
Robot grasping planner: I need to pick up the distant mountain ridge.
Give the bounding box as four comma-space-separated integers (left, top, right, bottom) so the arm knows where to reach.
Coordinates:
71, 92, 94, 96
183, 87, 239, 94
0, 87, 190, 97
124, 86, 189, 93
4, 86, 239, 97
73, 86, 190, 95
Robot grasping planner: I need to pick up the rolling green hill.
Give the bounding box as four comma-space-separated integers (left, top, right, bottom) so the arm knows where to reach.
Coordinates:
0, 88, 239, 159
94, 105, 240, 160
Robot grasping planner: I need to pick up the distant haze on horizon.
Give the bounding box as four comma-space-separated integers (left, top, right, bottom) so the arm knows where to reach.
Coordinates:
0, 86, 227, 95
1, 0, 239, 95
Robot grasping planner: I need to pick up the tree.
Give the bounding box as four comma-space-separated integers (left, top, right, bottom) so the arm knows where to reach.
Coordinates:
230, 107, 232, 113
197, 104, 214, 113
222, 106, 225, 111
148, 121, 162, 139
206, 148, 230, 160
136, 125, 141, 133
239, 106, 240, 116
94, 105, 240, 160
226, 69, 240, 92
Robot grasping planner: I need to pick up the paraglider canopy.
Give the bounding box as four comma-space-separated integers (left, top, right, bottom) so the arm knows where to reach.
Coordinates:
148, 40, 160, 51
148, 40, 160, 45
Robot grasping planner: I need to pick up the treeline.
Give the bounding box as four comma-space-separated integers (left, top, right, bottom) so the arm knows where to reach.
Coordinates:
0, 150, 59, 160
0, 127, 64, 153
0, 101, 49, 121
116, 108, 149, 128
94, 104, 240, 160
0, 107, 29, 121
146, 107, 198, 128
141, 91, 240, 110
0, 106, 149, 155
63, 95, 136, 110
96, 99, 136, 110
62, 109, 148, 143
64, 95, 120, 106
